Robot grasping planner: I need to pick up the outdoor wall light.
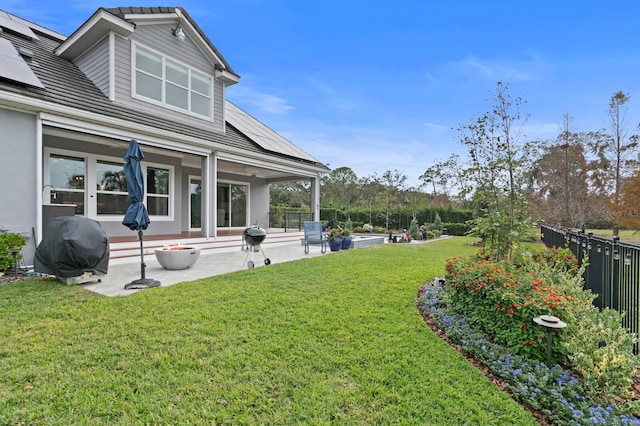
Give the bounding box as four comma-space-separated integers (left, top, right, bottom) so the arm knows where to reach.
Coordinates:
173, 25, 185, 41
597, 244, 601, 253
625, 253, 632, 266
605, 246, 610, 256
614, 249, 620, 261
533, 315, 567, 367
587, 242, 592, 250
582, 241, 586, 248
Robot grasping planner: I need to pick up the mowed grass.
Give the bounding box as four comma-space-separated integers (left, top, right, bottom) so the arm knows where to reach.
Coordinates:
0, 237, 538, 425
588, 228, 640, 245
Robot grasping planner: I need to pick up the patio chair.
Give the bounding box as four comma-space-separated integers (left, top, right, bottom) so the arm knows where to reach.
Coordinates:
303, 221, 327, 254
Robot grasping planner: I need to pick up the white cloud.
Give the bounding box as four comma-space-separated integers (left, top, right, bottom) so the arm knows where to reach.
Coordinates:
227, 84, 293, 115
454, 53, 546, 82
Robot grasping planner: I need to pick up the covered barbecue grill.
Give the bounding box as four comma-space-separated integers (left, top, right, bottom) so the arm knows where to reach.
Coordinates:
242, 226, 271, 268
35, 216, 109, 284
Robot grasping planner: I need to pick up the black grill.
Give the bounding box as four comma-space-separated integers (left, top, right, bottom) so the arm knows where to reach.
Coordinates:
243, 226, 267, 246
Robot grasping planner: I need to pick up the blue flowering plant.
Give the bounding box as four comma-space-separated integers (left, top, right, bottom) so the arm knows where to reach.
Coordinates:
419, 283, 640, 425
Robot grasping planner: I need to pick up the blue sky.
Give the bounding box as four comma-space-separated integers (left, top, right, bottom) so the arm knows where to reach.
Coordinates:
5, 1, 640, 187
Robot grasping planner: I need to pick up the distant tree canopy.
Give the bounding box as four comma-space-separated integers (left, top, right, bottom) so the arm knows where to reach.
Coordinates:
270, 85, 640, 239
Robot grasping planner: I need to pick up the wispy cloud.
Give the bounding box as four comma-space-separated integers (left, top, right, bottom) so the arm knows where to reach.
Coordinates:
306, 78, 359, 112
228, 84, 293, 115
453, 53, 546, 82
424, 122, 449, 131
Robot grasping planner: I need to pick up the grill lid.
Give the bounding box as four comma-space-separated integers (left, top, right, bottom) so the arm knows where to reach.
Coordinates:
243, 226, 267, 245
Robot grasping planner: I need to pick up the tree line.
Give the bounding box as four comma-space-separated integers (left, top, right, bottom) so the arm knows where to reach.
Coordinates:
271, 82, 640, 258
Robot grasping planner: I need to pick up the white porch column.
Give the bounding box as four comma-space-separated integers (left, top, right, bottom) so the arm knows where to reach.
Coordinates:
310, 174, 321, 222
201, 152, 218, 239
211, 152, 218, 237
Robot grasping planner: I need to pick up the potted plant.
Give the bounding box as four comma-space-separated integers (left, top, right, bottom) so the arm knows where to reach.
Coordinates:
340, 228, 352, 250
327, 228, 342, 252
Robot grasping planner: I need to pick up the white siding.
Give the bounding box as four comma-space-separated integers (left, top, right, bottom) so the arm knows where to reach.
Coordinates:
75, 36, 110, 98
113, 24, 224, 133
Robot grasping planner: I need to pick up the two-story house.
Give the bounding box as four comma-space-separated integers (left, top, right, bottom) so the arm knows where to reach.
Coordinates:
0, 7, 328, 264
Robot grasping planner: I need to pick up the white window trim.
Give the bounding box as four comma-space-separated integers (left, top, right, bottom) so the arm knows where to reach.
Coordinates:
144, 163, 174, 221
44, 147, 175, 222
131, 41, 214, 122
43, 148, 87, 215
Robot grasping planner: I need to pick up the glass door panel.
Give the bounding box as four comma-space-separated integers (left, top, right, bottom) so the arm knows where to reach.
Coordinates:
230, 184, 247, 227
190, 178, 201, 229
217, 183, 229, 227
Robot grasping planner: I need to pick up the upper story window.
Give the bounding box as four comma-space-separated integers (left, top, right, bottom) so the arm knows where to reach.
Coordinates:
134, 44, 212, 119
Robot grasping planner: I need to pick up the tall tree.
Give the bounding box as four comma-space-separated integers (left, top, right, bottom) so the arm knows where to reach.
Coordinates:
380, 169, 407, 230
420, 154, 458, 198
612, 168, 640, 230
324, 166, 359, 209
270, 180, 310, 208
529, 115, 591, 227
589, 92, 639, 235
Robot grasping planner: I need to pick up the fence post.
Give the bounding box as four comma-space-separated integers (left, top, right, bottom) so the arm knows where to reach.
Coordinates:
612, 236, 620, 311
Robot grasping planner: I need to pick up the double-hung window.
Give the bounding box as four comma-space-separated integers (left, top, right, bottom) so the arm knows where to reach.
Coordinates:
134, 44, 212, 118
96, 160, 129, 215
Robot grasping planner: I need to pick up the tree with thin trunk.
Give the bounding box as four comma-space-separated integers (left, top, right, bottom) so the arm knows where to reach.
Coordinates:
458, 82, 534, 262
595, 91, 639, 236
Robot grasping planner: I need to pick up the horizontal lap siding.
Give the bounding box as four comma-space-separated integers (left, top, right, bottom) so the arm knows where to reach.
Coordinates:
113, 24, 223, 133
75, 36, 110, 98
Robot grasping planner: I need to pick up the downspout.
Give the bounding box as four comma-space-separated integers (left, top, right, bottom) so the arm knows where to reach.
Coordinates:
35, 113, 43, 244
212, 151, 218, 238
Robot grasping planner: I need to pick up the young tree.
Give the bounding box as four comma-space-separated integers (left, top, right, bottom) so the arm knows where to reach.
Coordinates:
380, 169, 407, 230
458, 82, 534, 261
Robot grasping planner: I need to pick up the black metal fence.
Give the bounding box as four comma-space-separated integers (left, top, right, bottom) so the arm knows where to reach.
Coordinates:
269, 211, 314, 231
540, 225, 640, 339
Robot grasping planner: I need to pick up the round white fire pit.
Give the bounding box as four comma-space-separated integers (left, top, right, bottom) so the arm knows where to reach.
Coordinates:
155, 246, 201, 270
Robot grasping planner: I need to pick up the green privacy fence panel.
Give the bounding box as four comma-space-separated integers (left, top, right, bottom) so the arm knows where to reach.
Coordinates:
541, 225, 640, 347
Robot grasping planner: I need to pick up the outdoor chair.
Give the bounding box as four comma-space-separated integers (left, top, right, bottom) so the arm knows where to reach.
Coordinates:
303, 221, 327, 254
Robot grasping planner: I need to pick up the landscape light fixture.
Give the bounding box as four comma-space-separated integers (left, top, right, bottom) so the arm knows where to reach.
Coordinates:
533, 315, 567, 367
625, 253, 632, 266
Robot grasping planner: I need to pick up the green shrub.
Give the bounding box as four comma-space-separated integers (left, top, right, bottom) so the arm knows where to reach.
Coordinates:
446, 247, 639, 404
408, 218, 420, 240
565, 308, 638, 404
443, 222, 472, 236
444, 251, 569, 361
0, 233, 27, 272
434, 213, 443, 232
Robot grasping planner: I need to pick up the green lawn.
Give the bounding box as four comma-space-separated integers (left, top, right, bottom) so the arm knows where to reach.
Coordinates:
0, 237, 538, 425
587, 228, 640, 245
